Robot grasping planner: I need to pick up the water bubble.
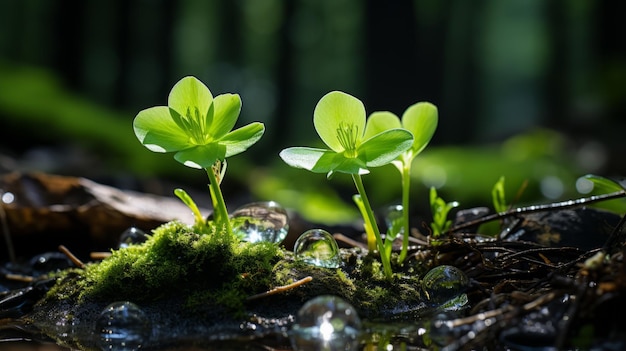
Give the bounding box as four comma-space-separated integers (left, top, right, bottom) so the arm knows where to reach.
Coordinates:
290, 295, 361, 351
421, 265, 469, 306
118, 227, 149, 249
384, 205, 404, 237
96, 301, 151, 351
1, 191, 14, 204
231, 201, 289, 244
294, 229, 341, 268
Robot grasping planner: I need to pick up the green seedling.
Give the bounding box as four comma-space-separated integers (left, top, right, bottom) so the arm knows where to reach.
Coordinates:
279, 91, 414, 279
492, 176, 508, 214
429, 186, 459, 238
363, 102, 438, 262
133, 76, 265, 235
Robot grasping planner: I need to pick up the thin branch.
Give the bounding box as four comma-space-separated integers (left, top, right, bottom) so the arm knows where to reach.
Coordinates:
246, 276, 313, 301
448, 191, 626, 234
58, 245, 85, 269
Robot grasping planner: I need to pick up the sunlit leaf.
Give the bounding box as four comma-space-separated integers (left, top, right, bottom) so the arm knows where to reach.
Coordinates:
363, 111, 401, 140
279, 147, 336, 173
221, 122, 265, 157
133, 106, 189, 152
208, 94, 241, 140
168, 76, 213, 121
359, 129, 413, 167
402, 102, 438, 156
174, 143, 226, 169
313, 91, 366, 152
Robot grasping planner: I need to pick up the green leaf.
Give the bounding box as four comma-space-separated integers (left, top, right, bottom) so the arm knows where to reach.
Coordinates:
174, 143, 226, 169
491, 176, 508, 213
580, 174, 625, 193
133, 106, 190, 152
363, 111, 401, 140
331, 156, 369, 175
174, 188, 203, 224
168, 76, 213, 122
221, 122, 265, 157
359, 129, 413, 167
402, 102, 438, 156
208, 93, 242, 140
313, 91, 366, 152
279, 147, 338, 174
429, 186, 459, 237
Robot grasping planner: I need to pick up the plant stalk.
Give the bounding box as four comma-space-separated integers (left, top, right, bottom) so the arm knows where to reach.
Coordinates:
205, 166, 233, 235
352, 174, 393, 279
398, 162, 411, 262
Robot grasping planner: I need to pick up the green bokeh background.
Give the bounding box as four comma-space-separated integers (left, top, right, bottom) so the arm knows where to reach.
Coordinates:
1, 1, 625, 224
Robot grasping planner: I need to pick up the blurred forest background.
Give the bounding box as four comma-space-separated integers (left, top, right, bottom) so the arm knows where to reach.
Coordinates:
0, 0, 625, 224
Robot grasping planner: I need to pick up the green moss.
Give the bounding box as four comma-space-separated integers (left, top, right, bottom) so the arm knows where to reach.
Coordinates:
53, 220, 282, 311
267, 248, 424, 318
39, 222, 427, 320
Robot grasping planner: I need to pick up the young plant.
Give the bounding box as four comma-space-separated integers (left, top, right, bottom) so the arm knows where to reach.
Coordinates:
363, 102, 438, 262
279, 91, 414, 279
133, 76, 265, 235
429, 186, 459, 238
492, 176, 508, 214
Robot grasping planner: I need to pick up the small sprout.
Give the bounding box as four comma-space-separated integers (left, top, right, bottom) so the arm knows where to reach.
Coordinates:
280, 91, 414, 279
492, 176, 508, 214
174, 188, 205, 230
429, 187, 459, 238
133, 76, 265, 234
364, 102, 438, 262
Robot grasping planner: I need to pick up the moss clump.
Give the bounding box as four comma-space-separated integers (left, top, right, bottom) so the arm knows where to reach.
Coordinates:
73, 220, 282, 311
269, 248, 427, 318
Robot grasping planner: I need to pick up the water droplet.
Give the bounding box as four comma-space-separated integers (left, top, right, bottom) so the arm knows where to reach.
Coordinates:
95, 301, 151, 351
290, 295, 361, 351
231, 201, 289, 244
294, 229, 341, 268
384, 204, 404, 237
421, 265, 469, 306
118, 227, 148, 249
1, 191, 14, 204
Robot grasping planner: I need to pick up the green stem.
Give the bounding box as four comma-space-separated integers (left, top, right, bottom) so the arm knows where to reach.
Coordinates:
205, 166, 233, 235
398, 162, 411, 262
352, 174, 393, 279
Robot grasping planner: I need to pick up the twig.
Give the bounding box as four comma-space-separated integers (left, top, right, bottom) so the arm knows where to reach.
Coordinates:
90, 251, 112, 260
333, 233, 367, 249
58, 245, 85, 269
246, 276, 313, 301
447, 191, 626, 234
0, 195, 16, 264
4, 273, 34, 283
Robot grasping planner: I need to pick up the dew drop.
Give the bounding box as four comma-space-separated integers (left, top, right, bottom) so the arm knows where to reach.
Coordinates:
421, 265, 469, 306
290, 295, 361, 351
118, 227, 148, 249
95, 301, 151, 351
231, 201, 289, 244
1, 191, 14, 204
294, 229, 341, 268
